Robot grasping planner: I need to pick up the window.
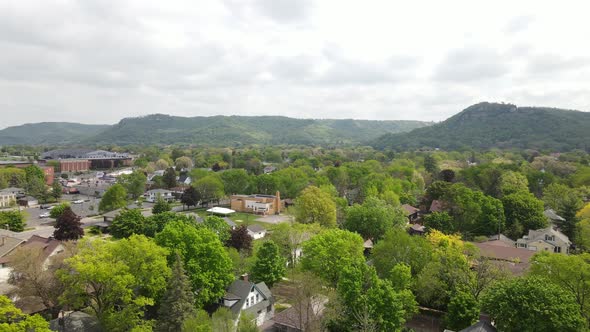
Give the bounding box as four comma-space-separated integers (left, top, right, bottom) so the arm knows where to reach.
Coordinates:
554, 246, 561, 253
256, 294, 259, 303
545, 235, 555, 242
246, 298, 249, 307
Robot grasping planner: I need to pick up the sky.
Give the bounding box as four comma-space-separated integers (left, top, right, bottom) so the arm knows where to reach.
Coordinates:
1, 0, 590, 128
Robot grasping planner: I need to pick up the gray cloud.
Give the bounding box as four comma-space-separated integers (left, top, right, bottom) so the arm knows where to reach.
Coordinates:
0, 1, 589, 129
434, 48, 510, 82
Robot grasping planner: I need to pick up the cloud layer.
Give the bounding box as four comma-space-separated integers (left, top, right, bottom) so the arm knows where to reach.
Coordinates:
1, 0, 590, 128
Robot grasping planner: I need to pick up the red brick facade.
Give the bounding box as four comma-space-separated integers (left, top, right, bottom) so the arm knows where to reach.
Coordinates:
59, 160, 91, 172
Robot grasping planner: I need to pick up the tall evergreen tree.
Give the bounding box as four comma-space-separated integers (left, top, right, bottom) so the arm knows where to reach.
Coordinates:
157, 252, 196, 332
163, 167, 177, 189
53, 207, 83, 241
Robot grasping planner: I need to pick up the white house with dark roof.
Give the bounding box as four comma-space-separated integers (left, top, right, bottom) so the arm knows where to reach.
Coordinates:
247, 224, 266, 240
143, 189, 174, 203
222, 275, 274, 326
516, 227, 571, 254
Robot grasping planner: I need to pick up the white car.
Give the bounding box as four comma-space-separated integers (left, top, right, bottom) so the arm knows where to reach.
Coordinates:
39, 212, 50, 218
72, 200, 84, 204
47, 205, 56, 210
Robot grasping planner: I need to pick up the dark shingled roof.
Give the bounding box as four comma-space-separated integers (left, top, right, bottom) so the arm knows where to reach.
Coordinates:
402, 204, 419, 215
223, 279, 273, 316
247, 224, 266, 233
459, 321, 497, 332
429, 200, 443, 212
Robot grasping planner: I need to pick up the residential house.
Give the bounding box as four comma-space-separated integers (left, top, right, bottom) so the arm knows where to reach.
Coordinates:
263, 165, 277, 174
516, 227, 571, 254
0, 188, 25, 198
221, 275, 274, 326
409, 224, 426, 236
402, 204, 420, 223
0, 192, 16, 208
0, 235, 62, 282
363, 239, 374, 256
223, 217, 237, 230
178, 174, 192, 186
0, 236, 25, 282
473, 241, 535, 276
459, 316, 496, 332
247, 224, 266, 240
230, 192, 283, 215
49, 311, 101, 332
486, 234, 515, 247
429, 199, 443, 213
273, 297, 328, 332
143, 189, 174, 203
544, 209, 565, 227
147, 170, 165, 181
17, 196, 38, 207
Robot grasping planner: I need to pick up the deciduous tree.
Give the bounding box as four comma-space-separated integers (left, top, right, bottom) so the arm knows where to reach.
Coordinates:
251, 240, 286, 287
152, 195, 171, 214
53, 207, 83, 241
343, 197, 405, 240
482, 277, 585, 332
0, 295, 50, 331
118, 171, 147, 199
99, 183, 128, 213
110, 208, 146, 239
226, 225, 253, 253
295, 186, 337, 227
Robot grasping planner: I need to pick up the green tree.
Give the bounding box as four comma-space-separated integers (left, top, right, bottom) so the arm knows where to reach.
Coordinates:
155, 221, 234, 306
336, 263, 417, 332
118, 171, 147, 200
481, 277, 586, 332
193, 175, 224, 205
502, 191, 547, 238
543, 183, 584, 239
269, 222, 322, 266
50, 203, 70, 220
423, 154, 439, 174
0, 295, 50, 331
301, 229, 364, 285
152, 195, 172, 214
220, 169, 251, 195
182, 310, 212, 332
251, 240, 286, 287
51, 180, 62, 201
343, 197, 405, 240
295, 186, 337, 227
99, 183, 128, 213
203, 216, 231, 243
156, 253, 196, 332
529, 251, 590, 324
59, 236, 170, 328
175, 156, 193, 170
372, 229, 432, 278
211, 307, 234, 332
423, 211, 454, 234
53, 207, 83, 241
498, 171, 529, 196
110, 209, 146, 239
163, 167, 177, 189
0, 210, 26, 232
445, 291, 480, 331
237, 313, 258, 332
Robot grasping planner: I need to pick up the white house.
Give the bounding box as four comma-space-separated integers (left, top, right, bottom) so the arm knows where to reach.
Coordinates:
143, 189, 174, 203
516, 227, 571, 254
222, 275, 274, 326
247, 224, 266, 240
0, 192, 16, 208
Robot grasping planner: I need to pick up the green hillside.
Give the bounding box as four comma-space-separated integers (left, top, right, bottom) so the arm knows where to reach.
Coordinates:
0, 122, 110, 145
0, 115, 430, 146
371, 102, 590, 152
82, 114, 430, 146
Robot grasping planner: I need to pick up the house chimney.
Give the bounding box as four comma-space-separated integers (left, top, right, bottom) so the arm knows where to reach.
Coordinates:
240, 273, 249, 282
275, 191, 281, 214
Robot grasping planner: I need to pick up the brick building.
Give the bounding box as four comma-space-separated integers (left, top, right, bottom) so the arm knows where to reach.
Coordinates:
230, 192, 283, 215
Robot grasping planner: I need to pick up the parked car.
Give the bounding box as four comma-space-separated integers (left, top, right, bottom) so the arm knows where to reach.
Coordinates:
72, 200, 84, 204
47, 206, 56, 210
39, 212, 50, 218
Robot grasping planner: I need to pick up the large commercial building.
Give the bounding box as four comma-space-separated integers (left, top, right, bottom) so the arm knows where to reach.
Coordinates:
230, 192, 283, 215
41, 149, 132, 171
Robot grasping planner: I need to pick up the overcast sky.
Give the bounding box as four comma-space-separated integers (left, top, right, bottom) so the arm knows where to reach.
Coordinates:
2, 0, 590, 128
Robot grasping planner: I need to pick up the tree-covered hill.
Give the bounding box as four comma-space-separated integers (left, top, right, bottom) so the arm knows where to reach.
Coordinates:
0, 115, 429, 146
0, 122, 110, 145
81, 114, 430, 146
371, 102, 590, 152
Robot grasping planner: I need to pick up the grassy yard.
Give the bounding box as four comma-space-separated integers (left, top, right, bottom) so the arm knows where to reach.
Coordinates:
178, 209, 281, 230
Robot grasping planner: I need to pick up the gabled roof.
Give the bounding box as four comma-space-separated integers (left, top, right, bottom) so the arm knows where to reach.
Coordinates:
0, 236, 25, 258
223, 217, 237, 227
544, 209, 565, 222
223, 279, 272, 316
146, 189, 173, 194
402, 204, 419, 215
459, 321, 497, 332
429, 200, 443, 213
247, 224, 266, 233
0, 235, 61, 265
